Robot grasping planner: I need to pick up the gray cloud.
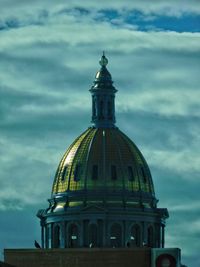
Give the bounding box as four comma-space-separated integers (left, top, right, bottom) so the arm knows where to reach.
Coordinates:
0, 2, 199, 267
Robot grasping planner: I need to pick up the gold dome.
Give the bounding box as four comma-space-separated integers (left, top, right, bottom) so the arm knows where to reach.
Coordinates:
52, 127, 154, 198
37, 55, 168, 251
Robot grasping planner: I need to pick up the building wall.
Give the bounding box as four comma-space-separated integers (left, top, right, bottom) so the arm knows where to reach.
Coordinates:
4, 248, 151, 267
0, 261, 15, 267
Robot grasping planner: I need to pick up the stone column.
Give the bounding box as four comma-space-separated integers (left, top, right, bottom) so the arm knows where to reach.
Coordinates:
60, 222, 65, 248
161, 224, 165, 248
41, 225, 44, 248
80, 221, 84, 247
142, 221, 147, 246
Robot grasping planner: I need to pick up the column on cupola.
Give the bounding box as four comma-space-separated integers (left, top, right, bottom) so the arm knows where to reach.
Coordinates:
92, 93, 115, 122
90, 52, 117, 128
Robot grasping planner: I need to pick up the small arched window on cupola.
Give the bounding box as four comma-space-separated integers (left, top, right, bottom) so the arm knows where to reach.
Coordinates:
74, 164, 81, 182
61, 165, 68, 181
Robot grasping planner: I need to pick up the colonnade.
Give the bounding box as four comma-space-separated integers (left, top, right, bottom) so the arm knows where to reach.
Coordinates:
41, 220, 165, 249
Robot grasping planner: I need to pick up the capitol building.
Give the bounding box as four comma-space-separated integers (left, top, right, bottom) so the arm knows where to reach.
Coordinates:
2, 54, 184, 267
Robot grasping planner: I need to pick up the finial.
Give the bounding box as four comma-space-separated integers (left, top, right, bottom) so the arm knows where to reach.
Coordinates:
99, 51, 108, 67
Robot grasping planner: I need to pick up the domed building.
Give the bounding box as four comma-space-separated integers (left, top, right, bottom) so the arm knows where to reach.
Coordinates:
37, 53, 169, 250
3, 54, 184, 267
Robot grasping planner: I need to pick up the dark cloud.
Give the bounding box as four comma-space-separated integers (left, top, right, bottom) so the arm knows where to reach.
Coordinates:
118, 110, 197, 150
0, 2, 199, 267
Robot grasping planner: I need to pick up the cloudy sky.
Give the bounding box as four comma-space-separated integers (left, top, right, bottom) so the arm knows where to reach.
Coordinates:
0, 0, 200, 266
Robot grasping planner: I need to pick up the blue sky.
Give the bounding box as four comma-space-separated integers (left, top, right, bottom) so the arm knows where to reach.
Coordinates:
0, 1, 200, 266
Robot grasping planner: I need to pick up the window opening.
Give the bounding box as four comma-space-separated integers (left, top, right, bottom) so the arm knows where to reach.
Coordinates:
61, 165, 68, 181
89, 224, 98, 247
107, 101, 112, 119
128, 166, 134, 181
54, 167, 60, 180
53, 225, 60, 248
99, 100, 104, 119
110, 224, 122, 247
147, 226, 154, 247
141, 167, 147, 183
130, 224, 141, 247
74, 164, 81, 182
68, 224, 79, 248
111, 165, 117, 180
93, 98, 96, 118
92, 165, 98, 180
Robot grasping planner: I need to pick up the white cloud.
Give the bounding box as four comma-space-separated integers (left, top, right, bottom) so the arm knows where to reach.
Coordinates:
169, 202, 200, 212
117, 90, 200, 117
146, 148, 200, 175
1, 17, 200, 52
0, 13, 199, 106
0, 0, 200, 20
0, 3, 199, 266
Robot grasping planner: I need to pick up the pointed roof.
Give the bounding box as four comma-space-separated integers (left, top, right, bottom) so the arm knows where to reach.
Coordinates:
91, 53, 116, 91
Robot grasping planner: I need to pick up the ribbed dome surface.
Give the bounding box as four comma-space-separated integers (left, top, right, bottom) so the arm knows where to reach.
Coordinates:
52, 127, 154, 198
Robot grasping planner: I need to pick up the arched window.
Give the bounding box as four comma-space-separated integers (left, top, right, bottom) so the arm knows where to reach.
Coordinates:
107, 100, 112, 119
92, 98, 96, 118
128, 166, 134, 181
88, 224, 98, 247
99, 100, 104, 119
61, 165, 68, 181
130, 224, 141, 247
147, 226, 154, 247
141, 167, 147, 183
68, 224, 79, 248
110, 223, 122, 247
111, 165, 117, 180
74, 164, 81, 182
92, 165, 98, 180
53, 225, 60, 248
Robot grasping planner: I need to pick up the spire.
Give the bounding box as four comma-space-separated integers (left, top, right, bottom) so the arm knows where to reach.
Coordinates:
90, 53, 117, 128
99, 51, 108, 66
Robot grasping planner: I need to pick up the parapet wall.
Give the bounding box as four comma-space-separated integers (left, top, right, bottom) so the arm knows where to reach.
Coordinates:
4, 248, 151, 267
